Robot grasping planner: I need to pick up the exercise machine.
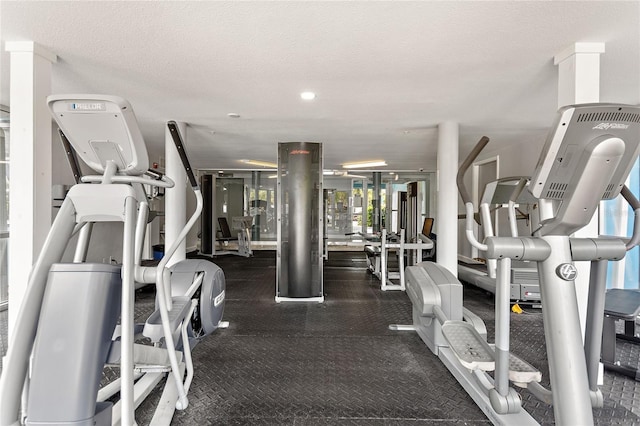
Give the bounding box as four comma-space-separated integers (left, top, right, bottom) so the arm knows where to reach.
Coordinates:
363, 229, 433, 291
216, 216, 253, 257
0, 95, 226, 426
602, 288, 640, 379
599, 184, 640, 380
200, 174, 253, 257
457, 177, 541, 306
394, 103, 640, 425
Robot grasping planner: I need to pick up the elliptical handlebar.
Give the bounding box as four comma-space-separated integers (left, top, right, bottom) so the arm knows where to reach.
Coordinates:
81, 174, 175, 187
620, 185, 640, 251
457, 136, 490, 205
507, 178, 529, 238
167, 121, 199, 190
157, 121, 204, 308
58, 129, 83, 185
457, 136, 491, 251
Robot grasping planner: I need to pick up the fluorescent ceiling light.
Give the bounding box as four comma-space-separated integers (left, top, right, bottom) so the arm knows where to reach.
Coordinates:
342, 160, 387, 169
240, 159, 278, 168
300, 91, 316, 100
326, 170, 367, 179
343, 173, 367, 179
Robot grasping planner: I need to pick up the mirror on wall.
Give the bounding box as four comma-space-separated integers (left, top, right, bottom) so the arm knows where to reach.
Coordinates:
196, 169, 434, 250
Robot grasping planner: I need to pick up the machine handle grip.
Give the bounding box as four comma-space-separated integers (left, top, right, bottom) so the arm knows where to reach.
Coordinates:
621, 185, 640, 251
58, 129, 83, 184
167, 121, 198, 189
621, 185, 640, 210
457, 136, 490, 204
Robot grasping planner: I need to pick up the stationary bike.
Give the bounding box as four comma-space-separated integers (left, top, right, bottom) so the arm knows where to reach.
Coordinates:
0, 94, 226, 426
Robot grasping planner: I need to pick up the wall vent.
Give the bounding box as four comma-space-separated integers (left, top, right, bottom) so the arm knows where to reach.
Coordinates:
511, 269, 539, 284
545, 182, 567, 199
602, 183, 617, 199
577, 112, 640, 123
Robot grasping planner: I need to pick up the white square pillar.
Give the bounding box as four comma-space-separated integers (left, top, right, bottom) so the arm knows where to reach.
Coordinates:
5, 41, 57, 336
554, 42, 605, 337
554, 42, 605, 108
436, 121, 459, 275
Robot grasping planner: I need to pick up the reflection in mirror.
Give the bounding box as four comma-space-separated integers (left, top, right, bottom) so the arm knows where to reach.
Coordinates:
198, 169, 435, 251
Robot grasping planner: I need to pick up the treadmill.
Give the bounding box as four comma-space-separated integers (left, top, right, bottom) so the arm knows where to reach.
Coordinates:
457, 177, 541, 306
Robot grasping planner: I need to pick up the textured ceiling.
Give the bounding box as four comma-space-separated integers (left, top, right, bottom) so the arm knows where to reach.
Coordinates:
1, 1, 639, 172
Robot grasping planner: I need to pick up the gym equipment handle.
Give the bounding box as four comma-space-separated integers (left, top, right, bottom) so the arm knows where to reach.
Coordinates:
621, 185, 640, 251
58, 129, 83, 184
457, 136, 490, 204
167, 121, 198, 189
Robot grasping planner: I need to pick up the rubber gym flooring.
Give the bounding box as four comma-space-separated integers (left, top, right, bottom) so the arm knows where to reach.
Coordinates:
2, 250, 640, 424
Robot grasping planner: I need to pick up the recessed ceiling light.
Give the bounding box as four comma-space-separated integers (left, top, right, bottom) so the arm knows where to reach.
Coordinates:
227, 113, 240, 118
300, 91, 316, 101
343, 160, 387, 169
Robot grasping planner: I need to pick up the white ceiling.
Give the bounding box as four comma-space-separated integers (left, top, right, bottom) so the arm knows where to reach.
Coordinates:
1, 1, 639, 172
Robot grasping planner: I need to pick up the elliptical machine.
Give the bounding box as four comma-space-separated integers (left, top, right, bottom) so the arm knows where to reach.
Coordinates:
0, 95, 226, 426
397, 103, 640, 425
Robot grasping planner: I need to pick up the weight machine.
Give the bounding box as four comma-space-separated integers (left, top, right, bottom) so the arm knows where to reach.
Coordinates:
200, 175, 253, 257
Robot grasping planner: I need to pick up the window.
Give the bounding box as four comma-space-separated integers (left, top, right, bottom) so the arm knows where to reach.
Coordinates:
603, 157, 640, 289
0, 105, 9, 310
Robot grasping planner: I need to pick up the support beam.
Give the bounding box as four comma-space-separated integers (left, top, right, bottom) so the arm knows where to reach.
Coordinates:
5, 41, 57, 336
554, 42, 605, 108
436, 121, 459, 275
372, 172, 382, 233
554, 42, 605, 336
165, 121, 187, 266
361, 178, 368, 235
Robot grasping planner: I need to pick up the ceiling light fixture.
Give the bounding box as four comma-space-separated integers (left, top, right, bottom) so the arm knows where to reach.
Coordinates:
240, 159, 278, 168
300, 91, 316, 101
342, 160, 387, 169
227, 113, 240, 118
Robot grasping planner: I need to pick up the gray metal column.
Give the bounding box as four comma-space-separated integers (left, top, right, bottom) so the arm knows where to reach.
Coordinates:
288, 147, 313, 295
276, 142, 323, 302
361, 178, 368, 235
252, 171, 261, 241
200, 175, 213, 254
372, 172, 382, 233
